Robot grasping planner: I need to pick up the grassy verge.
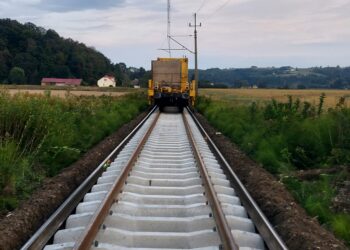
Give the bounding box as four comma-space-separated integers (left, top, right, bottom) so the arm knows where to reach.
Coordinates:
197, 95, 350, 245
0, 91, 147, 212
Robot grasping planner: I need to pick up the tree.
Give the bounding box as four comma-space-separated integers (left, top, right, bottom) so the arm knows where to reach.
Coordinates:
52, 65, 71, 78
9, 67, 26, 84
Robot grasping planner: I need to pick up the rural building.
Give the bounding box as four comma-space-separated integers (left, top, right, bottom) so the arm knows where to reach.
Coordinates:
41, 78, 82, 86
97, 75, 116, 87
131, 78, 140, 88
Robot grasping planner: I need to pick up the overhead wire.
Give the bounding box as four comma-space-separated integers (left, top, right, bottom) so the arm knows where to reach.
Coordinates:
215, 0, 232, 13
196, 0, 208, 13
202, 0, 232, 20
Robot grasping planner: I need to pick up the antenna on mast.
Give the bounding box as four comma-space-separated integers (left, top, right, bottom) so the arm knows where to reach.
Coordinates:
167, 0, 171, 57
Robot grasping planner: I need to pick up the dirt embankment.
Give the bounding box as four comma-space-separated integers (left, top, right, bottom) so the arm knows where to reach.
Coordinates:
0, 110, 149, 250
194, 112, 347, 250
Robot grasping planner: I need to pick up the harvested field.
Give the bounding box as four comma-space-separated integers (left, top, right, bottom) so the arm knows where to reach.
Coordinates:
7, 89, 130, 97
200, 88, 350, 108
0, 85, 143, 98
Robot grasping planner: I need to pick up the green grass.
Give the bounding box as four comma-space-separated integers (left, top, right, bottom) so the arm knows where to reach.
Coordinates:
284, 174, 350, 244
197, 95, 350, 245
0, 91, 147, 211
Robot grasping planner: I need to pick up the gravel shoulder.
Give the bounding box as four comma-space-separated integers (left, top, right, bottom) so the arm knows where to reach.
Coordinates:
194, 111, 347, 250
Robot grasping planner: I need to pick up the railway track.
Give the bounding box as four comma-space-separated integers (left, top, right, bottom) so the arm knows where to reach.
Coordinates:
23, 107, 287, 250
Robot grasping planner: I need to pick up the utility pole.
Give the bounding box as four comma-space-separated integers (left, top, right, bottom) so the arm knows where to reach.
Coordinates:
189, 13, 201, 97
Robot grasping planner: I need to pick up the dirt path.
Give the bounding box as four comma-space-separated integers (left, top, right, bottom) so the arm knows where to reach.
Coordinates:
194, 112, 347, 250
0, 110, 149, 250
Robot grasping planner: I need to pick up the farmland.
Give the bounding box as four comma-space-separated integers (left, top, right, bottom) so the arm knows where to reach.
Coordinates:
200, 88, 350, 108
0, 85, 141, 98
198, 88, 350, 245
0, 90, 147, 213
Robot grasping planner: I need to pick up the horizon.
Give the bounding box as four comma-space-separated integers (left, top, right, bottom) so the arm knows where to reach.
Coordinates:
0, 0, 349, 69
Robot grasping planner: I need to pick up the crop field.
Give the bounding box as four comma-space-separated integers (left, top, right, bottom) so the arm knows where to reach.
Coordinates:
200, 88, 350, 108
0, 91, 147, 214
197, 89, 350, 245
0, 85, 141, 98
7, 89, 131, 98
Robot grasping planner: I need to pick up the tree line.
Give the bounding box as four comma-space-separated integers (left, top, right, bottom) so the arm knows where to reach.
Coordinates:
191, 66, 350, 89
0, 19, 145, 86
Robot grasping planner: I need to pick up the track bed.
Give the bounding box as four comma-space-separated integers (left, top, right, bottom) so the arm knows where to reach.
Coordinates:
24, 108, 286, 250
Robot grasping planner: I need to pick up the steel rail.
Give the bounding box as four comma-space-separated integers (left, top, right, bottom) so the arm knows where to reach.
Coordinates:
72, 110, 161, 250
21, 106, 157, 250
182, 112, 239, 250
186, 107, 288, 250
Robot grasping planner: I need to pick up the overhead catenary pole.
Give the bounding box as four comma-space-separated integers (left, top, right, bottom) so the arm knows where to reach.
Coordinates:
189, 13, 201, 97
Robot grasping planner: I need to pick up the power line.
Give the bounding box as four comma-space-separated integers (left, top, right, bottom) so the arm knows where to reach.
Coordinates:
202, 0, 231, 20
196, 0, 208, 13
215, 0, 231, 13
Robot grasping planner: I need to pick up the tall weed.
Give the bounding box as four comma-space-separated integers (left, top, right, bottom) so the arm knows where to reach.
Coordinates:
197, 94, 350, 245
0, 91, 147, 210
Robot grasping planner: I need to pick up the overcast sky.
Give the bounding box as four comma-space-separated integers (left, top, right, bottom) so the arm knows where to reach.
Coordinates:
0, 0, 349, 69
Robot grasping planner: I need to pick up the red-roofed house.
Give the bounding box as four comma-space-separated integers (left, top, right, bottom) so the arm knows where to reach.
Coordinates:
41, 78, 82, 86
97, 75, 116, 87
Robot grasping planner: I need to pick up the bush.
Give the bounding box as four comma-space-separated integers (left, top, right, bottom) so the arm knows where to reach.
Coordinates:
197, 95, 350, 171
0, 91, 147, 210
283, 175, 350, 245
8, 67, 26, 84
197, 95, 350, 245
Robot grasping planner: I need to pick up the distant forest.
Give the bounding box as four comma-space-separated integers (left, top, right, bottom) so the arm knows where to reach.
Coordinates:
0, 19, 147, 86
193, 66, 350, 89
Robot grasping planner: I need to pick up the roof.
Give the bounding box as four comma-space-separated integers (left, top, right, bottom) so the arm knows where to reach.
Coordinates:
41, 78, 82, 85
103, 75, 115, 80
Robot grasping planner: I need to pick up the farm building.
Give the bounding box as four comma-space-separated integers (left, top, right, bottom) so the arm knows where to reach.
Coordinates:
41, 78, 82, 86
97, 75, 116, 87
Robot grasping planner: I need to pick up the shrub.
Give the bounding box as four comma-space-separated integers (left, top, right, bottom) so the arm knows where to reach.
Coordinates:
197, 95, 350, 245
0, 91, 147, 210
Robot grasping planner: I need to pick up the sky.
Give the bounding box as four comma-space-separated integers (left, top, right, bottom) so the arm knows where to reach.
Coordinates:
0, 0, 349, 69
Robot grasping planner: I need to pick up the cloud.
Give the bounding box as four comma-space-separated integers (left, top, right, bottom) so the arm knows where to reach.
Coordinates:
39, 0, 126, 12
0, 0, 349, 68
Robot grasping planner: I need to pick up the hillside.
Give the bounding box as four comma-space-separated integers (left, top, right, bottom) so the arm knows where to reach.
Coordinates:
192, 66, 350, 89
0, 19, 144, 85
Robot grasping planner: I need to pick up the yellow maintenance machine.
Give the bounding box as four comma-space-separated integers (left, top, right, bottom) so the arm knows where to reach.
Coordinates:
148, 57, 196, 112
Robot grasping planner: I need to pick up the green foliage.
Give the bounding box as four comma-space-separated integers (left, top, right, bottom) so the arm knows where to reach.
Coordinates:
198, 94, 350, 171
331, 214, 350, 244
318, 93, 326, 115
8, 66, 26, 84
0, 91, 147, 211
283, 175, 350, 245
284, 175, 335, 223
198, 95, 350, 244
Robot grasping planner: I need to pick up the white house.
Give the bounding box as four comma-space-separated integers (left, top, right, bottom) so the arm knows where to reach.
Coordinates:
97, 75, 116, 87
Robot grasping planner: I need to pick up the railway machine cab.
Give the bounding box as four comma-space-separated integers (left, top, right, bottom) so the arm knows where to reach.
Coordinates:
148, 57, 196, 112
